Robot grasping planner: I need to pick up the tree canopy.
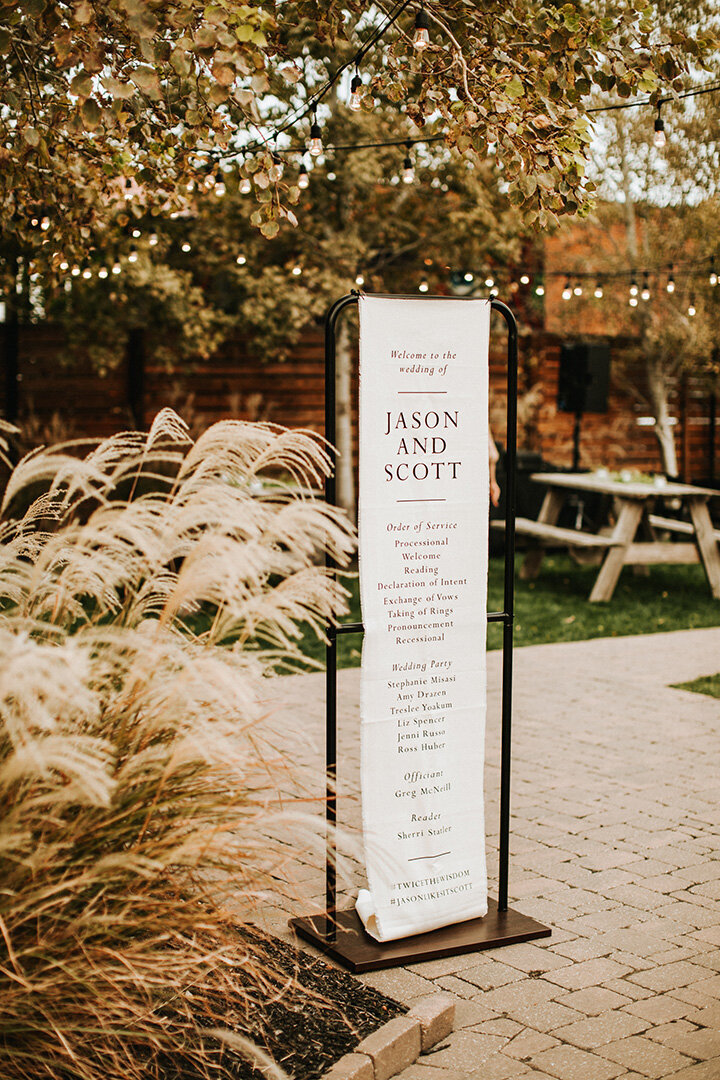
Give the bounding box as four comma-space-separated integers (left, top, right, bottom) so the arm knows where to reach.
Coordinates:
45, 102, 531, 371
1, 0, 716, 265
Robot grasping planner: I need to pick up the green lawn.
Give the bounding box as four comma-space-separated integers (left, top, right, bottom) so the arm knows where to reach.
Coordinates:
295, 556, 720, 669
672, 673, 720, 699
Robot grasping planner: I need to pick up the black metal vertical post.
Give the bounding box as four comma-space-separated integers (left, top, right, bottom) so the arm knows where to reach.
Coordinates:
491, 300, 518, 913
4, 250, 20, 424
127, 326, 146, 429
324, 294, 357, 939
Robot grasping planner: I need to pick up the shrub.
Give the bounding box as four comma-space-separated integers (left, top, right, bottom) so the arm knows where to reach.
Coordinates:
0, 410, 355, 1080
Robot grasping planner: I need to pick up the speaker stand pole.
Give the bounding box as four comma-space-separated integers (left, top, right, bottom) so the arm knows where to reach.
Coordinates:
572, 408, 583, 472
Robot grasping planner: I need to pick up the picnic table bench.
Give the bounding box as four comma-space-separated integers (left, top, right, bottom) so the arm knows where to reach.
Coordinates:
494, 472, 720, 602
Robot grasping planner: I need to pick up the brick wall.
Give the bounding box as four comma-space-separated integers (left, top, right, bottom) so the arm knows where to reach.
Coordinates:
1, 319, 717, 484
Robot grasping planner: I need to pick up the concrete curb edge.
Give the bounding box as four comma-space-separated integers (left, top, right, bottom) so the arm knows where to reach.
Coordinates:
320, 993, 456, 1080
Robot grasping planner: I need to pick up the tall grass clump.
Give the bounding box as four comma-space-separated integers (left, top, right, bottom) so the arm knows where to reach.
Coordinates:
0, 410, 355, 1080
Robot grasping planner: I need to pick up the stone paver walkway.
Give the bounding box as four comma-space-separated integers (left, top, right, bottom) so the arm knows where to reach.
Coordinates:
256, 627, 720, 1080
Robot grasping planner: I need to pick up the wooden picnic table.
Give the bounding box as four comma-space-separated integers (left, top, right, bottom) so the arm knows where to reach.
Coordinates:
509, 472, 720, 602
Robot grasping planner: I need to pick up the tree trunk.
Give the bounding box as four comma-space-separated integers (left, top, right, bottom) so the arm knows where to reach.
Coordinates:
620, 122, 639, 264
618, 122, 678, 477
647, 354, 678, 477
335, 318, 356, 522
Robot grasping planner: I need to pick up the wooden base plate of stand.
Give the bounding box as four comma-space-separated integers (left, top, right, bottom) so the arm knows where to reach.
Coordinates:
289, 898, 551, 973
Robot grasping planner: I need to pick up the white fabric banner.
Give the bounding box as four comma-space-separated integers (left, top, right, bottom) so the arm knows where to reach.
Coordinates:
356, 295, 491, 942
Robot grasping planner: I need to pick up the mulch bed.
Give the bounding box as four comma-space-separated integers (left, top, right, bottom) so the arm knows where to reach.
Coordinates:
233, 932, 406, 1079
161, 929, 407, 1080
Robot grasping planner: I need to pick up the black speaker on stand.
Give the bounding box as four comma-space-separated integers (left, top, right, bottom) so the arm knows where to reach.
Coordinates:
556, 343, 611, 530
557, 343, 611, 471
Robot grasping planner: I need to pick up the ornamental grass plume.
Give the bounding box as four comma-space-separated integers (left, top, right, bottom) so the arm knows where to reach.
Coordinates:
0, 410, 355, 1080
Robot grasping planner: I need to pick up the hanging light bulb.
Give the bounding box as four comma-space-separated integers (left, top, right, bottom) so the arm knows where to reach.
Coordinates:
629, 295, 638, 307
327, 171, 336, 181
355, 273, 365, 286
128, 246, 138, 263
573, 279, 583, 296
710, 257, 717, 286
268, 154, 284, 183
298, 163, 309, 189
349, 72, 362, 111
132, 227, 142, 239
402, 145, 415, 184
418, 277, 429, 293
59, 258, 69, 272
667, 267, 675, 293
98, 265, 109, 279
214, 169, 227, 195
291, 264, 302, 276
309, 116, 323, 157
71, 264, 81, 277
149, 232, 158, 247
688, 294, 697, 316
236, 254, 247, 266
30, 216, 39, 228
239, 175, 252, 194
413, 6, 431, 50
562, 278, 572, 300
490, 285, 499, 297
40, 215, 50, 231
112, 260, 122, 275
520, 273, 530, 285
653, 106, 666, 149
463, 272, 474, 283
485, 275, 495, 288
629, 277, 639, 297
535, 281, 545, 296
641, 272, 651, 301
82, 267, 92, 280
181, 241, 192, 253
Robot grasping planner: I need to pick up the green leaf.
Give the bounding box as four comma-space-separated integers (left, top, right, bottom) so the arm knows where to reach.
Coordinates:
102, 76, 135, 100
81, 98, 101, 129
70, 72, 93, 98
170, 49, 191, 77
131, 65, 161, 97
504, 75, 524, 100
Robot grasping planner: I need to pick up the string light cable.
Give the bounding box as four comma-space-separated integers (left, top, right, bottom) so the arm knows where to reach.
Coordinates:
219, 58, 720, 171
233, 0, 418, 161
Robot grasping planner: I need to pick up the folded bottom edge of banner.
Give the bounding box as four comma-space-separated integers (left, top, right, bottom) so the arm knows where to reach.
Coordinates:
355, 887, 489, 943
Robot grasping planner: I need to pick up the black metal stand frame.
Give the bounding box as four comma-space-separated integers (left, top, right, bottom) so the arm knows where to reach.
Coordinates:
290, 293, 550, 972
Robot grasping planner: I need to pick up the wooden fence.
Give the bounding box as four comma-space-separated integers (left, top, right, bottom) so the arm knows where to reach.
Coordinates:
1, 320, 717, 486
